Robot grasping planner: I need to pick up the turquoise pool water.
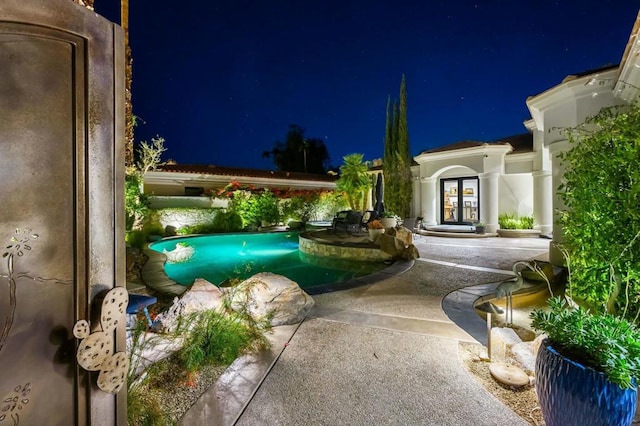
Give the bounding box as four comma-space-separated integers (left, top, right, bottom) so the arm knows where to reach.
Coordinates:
150, 232, 386, 290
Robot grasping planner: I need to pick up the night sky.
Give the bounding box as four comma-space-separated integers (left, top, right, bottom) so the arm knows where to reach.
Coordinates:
95, 1, 639, 171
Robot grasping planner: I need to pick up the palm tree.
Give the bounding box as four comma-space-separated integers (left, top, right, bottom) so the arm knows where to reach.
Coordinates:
336, 154, 371, 211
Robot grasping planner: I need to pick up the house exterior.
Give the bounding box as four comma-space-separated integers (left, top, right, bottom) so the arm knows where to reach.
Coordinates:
413, 133, 545, 235
411, 10, 640, 266
144, 164, 338, 208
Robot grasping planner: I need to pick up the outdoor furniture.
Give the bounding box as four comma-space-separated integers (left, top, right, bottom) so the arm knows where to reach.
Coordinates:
127, 294, 158, 327
331, 210, 363, 234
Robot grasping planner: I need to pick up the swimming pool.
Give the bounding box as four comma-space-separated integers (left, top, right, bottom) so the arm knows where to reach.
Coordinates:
149, 232, 386, 290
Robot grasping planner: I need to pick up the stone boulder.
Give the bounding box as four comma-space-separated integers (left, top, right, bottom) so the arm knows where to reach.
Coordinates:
379, 233, 406, 255
379, 232, 419, 260
154, 278, 224, 332
490, 327, 522, 362
163, 243, 195, 263
227, 272, 314, 326
399, 244, 420, 260
511, 341, 537, 374
386, 226, 413, 246
164, 225, 177, 237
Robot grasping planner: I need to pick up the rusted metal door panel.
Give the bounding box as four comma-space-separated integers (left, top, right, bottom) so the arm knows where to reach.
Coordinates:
0, 1, 125, 425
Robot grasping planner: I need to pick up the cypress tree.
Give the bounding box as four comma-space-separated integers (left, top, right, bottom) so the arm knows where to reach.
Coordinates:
383, 97, 395, 215
397, 74, 412, 218
383, 75, 412, 218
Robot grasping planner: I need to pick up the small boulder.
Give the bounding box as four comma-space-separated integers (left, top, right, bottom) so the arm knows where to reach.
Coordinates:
379, 233, 407, 257
154, 278, 224, 332
163, 244, 195, 263
399, 244, 420, 260
228, 272, 314, 326
165, 225, 177, 237
387, 226, 413, 246
511, 341, 536, 374
489, 362, 530, 388
490, 327, 522, 362
531, 333, 547, 356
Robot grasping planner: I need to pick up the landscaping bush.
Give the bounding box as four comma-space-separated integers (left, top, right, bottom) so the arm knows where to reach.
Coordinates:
519, 215, 534, 230
211, 210, 243, 232
559, 104, 640, 317
177, 309, 269, 372
126, 293, 270, 424
498, 213, 533, 230
177, 223, 218, 235
125, 230, 147, 250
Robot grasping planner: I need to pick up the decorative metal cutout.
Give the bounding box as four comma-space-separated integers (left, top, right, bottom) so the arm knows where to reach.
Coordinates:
74, 287, 129, 394
0, 383, 31, 425
0, 229, 72, 355
0, 229, 38, 355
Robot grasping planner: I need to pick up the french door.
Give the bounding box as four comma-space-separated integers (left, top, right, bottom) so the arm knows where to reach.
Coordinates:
441, 177, 479, 224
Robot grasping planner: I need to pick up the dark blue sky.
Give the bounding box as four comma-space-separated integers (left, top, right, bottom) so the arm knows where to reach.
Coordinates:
95, 1, 639, 170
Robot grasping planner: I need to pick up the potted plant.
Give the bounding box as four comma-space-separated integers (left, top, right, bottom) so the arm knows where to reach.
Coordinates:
474, 221, 485, 234
367, 219, 384, 243
381, 211, 398, 229
530, 296, 639, 426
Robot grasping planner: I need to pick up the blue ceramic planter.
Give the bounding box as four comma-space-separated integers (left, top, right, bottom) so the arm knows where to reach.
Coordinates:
536, 339, 637, 426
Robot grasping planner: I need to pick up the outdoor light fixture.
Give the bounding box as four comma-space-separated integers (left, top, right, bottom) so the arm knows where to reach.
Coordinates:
475, 301, 504, 360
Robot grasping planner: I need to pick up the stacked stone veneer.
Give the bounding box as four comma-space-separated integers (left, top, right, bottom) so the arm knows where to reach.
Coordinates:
298, 234, 392, 262
153, 207, 219, 229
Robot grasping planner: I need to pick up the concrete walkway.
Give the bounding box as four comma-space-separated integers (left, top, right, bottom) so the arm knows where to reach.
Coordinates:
229, 235, 549, 425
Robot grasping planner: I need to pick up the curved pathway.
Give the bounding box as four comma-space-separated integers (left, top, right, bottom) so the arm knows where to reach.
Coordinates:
233, 235, 548, 425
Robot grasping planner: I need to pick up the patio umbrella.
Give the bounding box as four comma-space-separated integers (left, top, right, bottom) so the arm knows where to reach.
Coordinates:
373, 173, 385, 216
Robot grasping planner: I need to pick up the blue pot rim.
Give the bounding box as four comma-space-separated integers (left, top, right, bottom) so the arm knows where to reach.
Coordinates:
542, 338, 637, 389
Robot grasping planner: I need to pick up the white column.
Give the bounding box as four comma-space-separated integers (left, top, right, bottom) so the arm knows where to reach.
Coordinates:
479, 172, 499, 233
532, 170, 553, 235
548, 140, 570, 266
412, 177, 421, 218
421, 177, 437, 226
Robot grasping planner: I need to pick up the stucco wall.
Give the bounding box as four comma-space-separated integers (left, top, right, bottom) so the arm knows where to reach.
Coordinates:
149, 195, 228, 209
499, 174, 533, 217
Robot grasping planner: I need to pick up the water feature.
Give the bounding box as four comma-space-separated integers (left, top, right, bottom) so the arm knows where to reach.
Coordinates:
150, 232, 386, 290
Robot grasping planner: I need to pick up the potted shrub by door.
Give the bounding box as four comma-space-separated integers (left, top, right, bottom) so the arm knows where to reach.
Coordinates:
530, 297, 640, 426
474, 221, 486, 234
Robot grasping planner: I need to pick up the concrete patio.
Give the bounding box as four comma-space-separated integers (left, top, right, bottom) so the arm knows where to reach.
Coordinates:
180, 234, 551, 425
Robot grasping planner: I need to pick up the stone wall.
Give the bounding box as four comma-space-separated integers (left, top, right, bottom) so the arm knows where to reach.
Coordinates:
151, 207, 220, 229
298, 235, 392, 262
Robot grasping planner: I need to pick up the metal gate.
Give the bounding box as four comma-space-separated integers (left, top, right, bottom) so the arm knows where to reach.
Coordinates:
0, 0, 125, 424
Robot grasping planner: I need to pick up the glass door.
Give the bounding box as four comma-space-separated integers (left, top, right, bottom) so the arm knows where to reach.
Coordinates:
442, 180, 459, 223
441, 177, 479, 224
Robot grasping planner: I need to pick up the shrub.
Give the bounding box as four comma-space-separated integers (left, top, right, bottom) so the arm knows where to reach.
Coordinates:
177, 309, 270, 374
498, 213, 533, 230
126, 230, 147, 250
519, 215, 534, 229
559, 104, 640, 317
313, 190, 349, 221
177, 223, 218, 235
228, 189, 280, 227
143, 222, 165, 237
125, 174, 149, 231
498, 213, 518, 229
126, 292, 270, 424
211, 210, 243, 232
